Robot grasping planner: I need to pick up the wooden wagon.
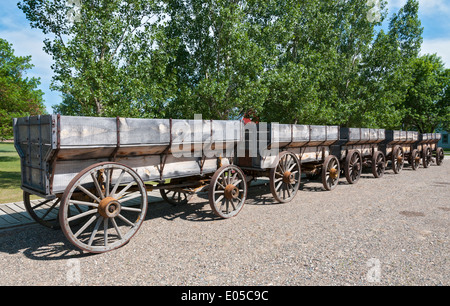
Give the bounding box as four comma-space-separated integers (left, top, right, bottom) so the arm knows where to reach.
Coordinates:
378, 130, 420, 174
236, 123, 341, 203
13, 115, 247, 253
415, 133, 444, 168
332, 128, 387, 183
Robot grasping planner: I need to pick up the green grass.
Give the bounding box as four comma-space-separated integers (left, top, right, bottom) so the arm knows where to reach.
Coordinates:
0, 142, 23, 204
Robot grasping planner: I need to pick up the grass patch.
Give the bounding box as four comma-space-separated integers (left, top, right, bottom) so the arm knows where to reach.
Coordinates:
0, 142, 24, 204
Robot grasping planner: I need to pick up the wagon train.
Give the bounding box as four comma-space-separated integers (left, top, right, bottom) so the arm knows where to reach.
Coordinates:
377, 130, 419, 174
331, 128, 387, 182
414, 133, 444, 168
12, 115, 445, 253
236, 123, 341, 202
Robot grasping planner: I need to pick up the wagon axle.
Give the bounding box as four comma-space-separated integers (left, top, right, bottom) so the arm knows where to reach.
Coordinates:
98, 197, 121, 219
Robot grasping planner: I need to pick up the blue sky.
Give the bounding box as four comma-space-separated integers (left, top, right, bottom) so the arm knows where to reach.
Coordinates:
1, 0, 450, 114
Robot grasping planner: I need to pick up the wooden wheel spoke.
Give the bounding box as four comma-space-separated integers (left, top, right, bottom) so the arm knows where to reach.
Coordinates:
41, 199, 61, 219
322, 155, 339, 191
61, 163, 148, 253
31, 198, 52, 210
209, 165, 247, 219
270, 152, 300, 203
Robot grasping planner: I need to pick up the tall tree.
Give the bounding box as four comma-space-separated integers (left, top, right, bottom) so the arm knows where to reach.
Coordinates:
18, 0, 172, 118
402, 54, 450, 133
162, 0, 268, 120
0, 38, 45, 139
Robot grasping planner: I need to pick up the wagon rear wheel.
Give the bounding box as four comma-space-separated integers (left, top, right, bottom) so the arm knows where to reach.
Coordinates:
436, 147, 444, 166
160, 189, 193, 206
269, 151, 301, 203
209, 165, 247, 219
410, 149, 420, 170
371, 151, 386, 178
392, 146, 404, 174
23, 192, 61, 230
422, 146, 432, 168
322, 155, 340, 191
345, 150, 362, 184
60, 162, 148, 253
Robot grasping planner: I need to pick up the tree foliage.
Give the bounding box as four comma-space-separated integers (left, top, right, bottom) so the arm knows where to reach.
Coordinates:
403, 54, 450, 133
18, 0, 450, 132
19, 0, 170, 118
0, 38, 45, 139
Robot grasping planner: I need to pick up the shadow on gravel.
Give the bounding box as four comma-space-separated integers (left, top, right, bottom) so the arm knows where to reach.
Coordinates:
0, 225, 92, 261
0, 184, 277, 261
2, 167, 432, 261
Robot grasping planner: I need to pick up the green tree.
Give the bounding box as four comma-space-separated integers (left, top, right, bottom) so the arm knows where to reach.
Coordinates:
18, 0, 172, 118
256, 0, 390, 127
162, 0, 268, 120
402, 54, 450, 133
0, 38, 45, 139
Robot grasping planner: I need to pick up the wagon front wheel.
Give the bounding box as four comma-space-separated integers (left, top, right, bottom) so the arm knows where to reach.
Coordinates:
209, 165, 247, 219
160, 189, 193, 206
269, 151, 301, 203
371, 151, 386, 178
345, 150, 362, 184
60, 162, 148, 253
410, 149, 420, 171
322, 155, 340, 191
436, 147, 444, 166
392, 146, 404, 174
422, 146, 432, 168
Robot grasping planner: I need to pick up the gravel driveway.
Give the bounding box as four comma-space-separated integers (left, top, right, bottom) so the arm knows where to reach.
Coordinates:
0, 161, 448, 286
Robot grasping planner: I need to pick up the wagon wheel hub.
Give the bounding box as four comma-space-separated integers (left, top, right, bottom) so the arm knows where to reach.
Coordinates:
329, 168, 339, 180
282, 171, 294, 184
224, 184, 240, 200
98, 197, 122, 219
397, 156, 404, 163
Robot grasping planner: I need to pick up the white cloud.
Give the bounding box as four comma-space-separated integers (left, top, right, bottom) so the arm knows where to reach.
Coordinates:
388, 0, 450, 15
419, 0, 450, 14
421, 38, 450, 68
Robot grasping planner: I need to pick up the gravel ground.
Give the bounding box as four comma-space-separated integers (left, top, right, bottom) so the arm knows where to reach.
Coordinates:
0, 161, 448, 286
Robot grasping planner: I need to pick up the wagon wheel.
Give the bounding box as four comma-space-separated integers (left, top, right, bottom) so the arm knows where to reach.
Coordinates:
409, 149, 421, 171
60, 162, 148, 253
160, 189, 194, 206
436, 147, 444, 166
269, 151, 301, 203
209, 165, 247, 219
305, 172, 320, 180
371, 151, 386, 178
422, 146, 432, 168
344, 150, 363, 184
23, 192, 61, 230
322, 155, 340, 191
392, 146, 404, 174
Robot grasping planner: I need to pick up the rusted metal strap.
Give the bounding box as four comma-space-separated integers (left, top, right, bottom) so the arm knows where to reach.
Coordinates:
110, 116, 121, 162
49, 114, 61, 194
200, 154, 207, 175
159, 118, 173, 181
